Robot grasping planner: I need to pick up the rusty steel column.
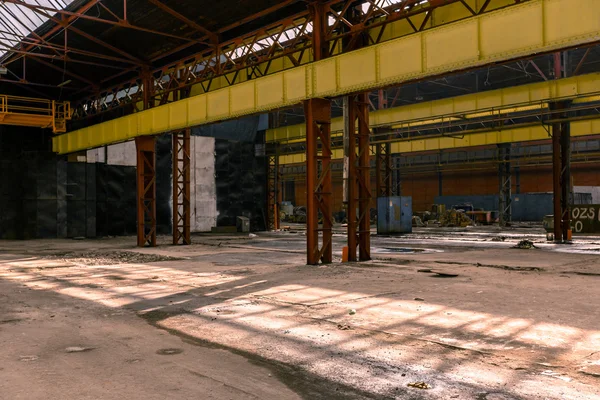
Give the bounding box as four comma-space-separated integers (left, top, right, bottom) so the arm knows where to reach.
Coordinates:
172, 128, 191, 245
344, 97, 357, 261
136, 136, 157, 247
375, 90, 392, 198
305, 98, 332, 265
267, 144, 281, 231
356, 93, 372, 261
551, 53, 564, 242
375, 136, 393, 198
551, 108, 563, 242
561, 108, 572, 241
346, 94, 372, 262
309, 0, 328, 61
498, 144, 512, 227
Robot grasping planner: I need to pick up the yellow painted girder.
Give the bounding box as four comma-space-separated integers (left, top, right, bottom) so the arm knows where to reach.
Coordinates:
156, 0, 520, 99
53, 0, 600, 154
268, 72, 600, 142
278, 118, 600, 165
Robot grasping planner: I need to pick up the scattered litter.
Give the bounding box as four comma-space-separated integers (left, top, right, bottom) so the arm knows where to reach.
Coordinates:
44, 251, 181, 266
348, 309, 356, 315
541, 370, 572, 382
412, 216, 425, 227
156, 348, 184, 356
417, 269, 433, 273
337, 324, 351, 331
407, 382, 430, 389
19, 355, 38, 362
414, 297, 425, 302
431, 270, 459, 278
491, 236, 506, 242
514, 240, 536, 250
439, 209, 473, 227
249, 233, 258, 238
65, 346, 95, 353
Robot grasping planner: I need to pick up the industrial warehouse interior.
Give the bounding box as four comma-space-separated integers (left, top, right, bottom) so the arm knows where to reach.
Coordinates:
1, 0, 600, 399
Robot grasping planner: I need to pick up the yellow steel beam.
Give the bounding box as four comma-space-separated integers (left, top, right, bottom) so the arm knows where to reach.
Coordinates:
53, 0, 600, 154
268, 72, 600, 142
278, 118, 600, 164
148, 0, 521, 101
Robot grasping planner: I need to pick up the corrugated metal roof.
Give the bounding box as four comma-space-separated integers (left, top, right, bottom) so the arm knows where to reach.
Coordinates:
0, 0, 75, 58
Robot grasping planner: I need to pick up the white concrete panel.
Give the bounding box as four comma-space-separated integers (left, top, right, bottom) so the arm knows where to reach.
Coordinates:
86, 148, 106, 163
574, 186, 600, 204
191, 136, 217, 232
107, 141, 136, 167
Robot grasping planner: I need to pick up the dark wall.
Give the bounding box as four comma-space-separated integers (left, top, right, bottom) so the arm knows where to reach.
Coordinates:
215, 136, 267, 232
95, 163, 137, 237
0, 126, 67, 239
156, 135, 172, 235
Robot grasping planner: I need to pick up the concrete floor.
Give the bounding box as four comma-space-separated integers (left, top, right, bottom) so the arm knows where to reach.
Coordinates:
1, 226, 599, 399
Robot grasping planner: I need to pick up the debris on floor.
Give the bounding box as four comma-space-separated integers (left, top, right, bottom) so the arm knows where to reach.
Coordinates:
348, 309, 356, 315
44, 251, 181, 266
65, 346, 95, 353
432, 270, 459, 278
514, 240, 537, 250
407, 382, 430, 389
439, 209, 474, 227
540, 370, 572, 382
412, 216, 425, 227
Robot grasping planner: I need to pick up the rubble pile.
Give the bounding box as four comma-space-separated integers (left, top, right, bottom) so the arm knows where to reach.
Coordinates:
439, 209, 473, 227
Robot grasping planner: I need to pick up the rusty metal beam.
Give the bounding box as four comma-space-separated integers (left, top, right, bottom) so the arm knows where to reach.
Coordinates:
136, 136, 157, 247
344, 92, 372, 262
267, 143, 281, 231
173, 128, 191, 245
1, 0, 102, 66
71, 0, 474, 121
498, 144, 512, 227
305, 97, 332, 265
145, 0, 218, 43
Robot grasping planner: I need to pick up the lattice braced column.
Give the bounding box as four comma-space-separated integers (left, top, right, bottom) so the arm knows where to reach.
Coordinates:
498, 144, 512, 227
173, 128, 191, 245
305, 98, 333, 265
346, 94, 372, 262
267, 144, 280, 231
375, 133, 393, 198
136, 136, 157, 247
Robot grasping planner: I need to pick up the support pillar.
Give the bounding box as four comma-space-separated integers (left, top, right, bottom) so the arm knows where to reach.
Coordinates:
498, 144, 512, 227
172, 128, 191, 245
375, 136, 393, 197
267, 144, 281, 231
136, 136, 157, 247
561, 111, 572, 241
305, 98, 333, 265
550, 100, 572, 242
345, 94, 372, 262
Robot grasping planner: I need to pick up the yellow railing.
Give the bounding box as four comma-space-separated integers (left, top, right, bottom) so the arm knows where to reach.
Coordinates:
0, 94, 70, 133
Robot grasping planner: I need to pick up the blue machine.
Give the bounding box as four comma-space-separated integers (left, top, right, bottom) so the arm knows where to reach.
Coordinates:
377, 196, 413, 234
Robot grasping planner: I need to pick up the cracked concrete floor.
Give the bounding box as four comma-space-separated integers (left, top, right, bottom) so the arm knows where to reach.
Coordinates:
1, 227, 599, 399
